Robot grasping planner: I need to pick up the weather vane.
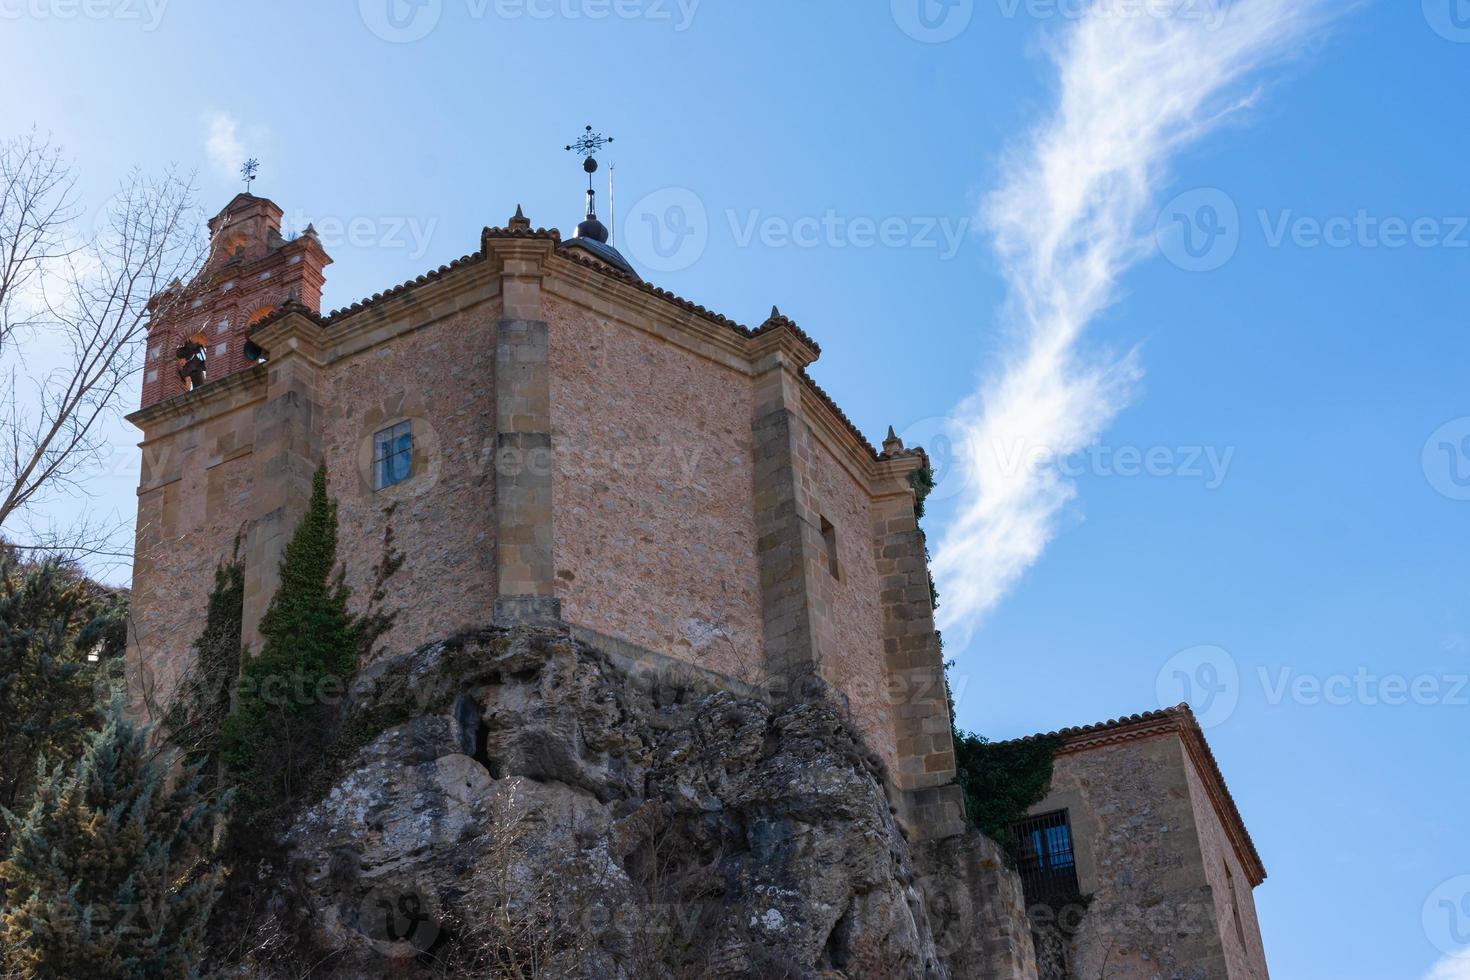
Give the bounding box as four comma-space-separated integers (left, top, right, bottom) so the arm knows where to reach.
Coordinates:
241, 158, 259, 192
565, 125, 613, 189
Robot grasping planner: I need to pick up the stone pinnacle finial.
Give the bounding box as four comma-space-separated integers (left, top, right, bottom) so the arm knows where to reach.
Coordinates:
509, 205, 531, 232
883, 426, 905, 454
762, 306, 793, 329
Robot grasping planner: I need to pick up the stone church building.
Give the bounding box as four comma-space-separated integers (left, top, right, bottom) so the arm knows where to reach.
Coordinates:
126, 185, 1271, 978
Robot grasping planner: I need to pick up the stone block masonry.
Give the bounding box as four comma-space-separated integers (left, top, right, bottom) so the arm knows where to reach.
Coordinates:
494, 318, 556, 621
127, 195, 961, 841
241, 311, 326, 651
1014, 707, 1271, 980
750, 348, 825, 694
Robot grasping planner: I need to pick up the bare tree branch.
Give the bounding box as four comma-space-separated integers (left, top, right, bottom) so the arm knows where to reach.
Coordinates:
0, 130, 78, 357
0, 132, 203, 556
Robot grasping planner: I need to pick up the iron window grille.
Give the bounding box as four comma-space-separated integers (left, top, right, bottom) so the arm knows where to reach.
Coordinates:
373, 421, 413, 491
1014, 809, 1080, 904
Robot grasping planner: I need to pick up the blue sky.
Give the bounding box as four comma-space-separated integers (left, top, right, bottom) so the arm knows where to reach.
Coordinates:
2, 2, 1467, 976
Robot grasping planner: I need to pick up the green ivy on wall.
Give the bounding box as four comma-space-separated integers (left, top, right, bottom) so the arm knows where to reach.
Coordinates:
952, 728, 1064, 866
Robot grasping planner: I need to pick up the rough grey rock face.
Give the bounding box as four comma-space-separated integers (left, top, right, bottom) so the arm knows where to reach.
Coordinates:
247, 625, 962, 979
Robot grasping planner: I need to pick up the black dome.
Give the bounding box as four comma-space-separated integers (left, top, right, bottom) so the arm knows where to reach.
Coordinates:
575, 216, 610, 244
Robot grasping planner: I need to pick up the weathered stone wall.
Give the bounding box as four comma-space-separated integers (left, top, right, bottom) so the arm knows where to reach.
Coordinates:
544, 294, 766, 683
1040, 734, 1228, 979
319, 305, 500, 660
129, 393, 259, 710
1182, 753, 1271, 979
915, 831, 1041, 980
805, 429, 896, 773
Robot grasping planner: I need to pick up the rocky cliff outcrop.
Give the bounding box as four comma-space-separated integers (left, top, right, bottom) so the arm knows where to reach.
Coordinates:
221, 624, 1025, 979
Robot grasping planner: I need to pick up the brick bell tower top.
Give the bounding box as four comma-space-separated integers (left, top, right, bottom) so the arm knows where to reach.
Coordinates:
140, 193, 332, 410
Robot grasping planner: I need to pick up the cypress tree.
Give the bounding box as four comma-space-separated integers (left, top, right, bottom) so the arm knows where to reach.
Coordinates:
220, 467, 359, 814
0, 698, 227, 979
162, 547, 245, 790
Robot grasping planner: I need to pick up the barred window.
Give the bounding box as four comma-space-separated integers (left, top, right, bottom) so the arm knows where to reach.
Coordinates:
373, 421, 413, 491
1014, 810, 1080, 904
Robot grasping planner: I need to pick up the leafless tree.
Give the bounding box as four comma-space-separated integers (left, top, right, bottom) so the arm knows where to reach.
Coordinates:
0, 132, 73, 356
0, 129, 202, 559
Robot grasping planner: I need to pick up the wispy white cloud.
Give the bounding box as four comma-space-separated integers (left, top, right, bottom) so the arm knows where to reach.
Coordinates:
1426, 954, 1470, 980
932, 0, 1325, 642
203, 111, 257, 182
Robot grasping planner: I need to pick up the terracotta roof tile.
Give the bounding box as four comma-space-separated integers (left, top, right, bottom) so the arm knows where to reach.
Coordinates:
798, 368, 881, 460
797, 368, 923, 465
553, 242, 756, 340
753, 306, 822, 357
322, 250, 489, 322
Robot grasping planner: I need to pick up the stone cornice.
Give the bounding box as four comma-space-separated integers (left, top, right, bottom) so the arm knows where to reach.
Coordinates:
482, 232, 560, 275
126, 362, 266, 435
798, 382, 888, 491
321, 250, 487, 322
319, 263, 501, 364
552, 243, 755, 342
542, 256, 752, 373
544, 259, 903, 495
749, 320, 820, 371
870, 451, 929, 499
250, 309, 328, 366
165, 217, 924, 514
749, 308, 821, 368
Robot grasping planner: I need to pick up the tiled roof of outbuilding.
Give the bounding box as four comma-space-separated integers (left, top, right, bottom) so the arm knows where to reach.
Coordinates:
1000, 704, 1267, 886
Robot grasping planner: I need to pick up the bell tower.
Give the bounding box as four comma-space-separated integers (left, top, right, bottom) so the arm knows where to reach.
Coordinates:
140, 193, 331, 409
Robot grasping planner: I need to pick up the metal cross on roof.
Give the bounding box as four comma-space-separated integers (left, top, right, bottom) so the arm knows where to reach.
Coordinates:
241, 158, 259, 191
565, 125, 614, 161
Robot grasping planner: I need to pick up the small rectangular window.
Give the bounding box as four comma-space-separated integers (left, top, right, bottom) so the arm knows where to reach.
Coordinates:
820, 517, 840, 581
1225, 860, 1247, 947
373, 421, 413, 491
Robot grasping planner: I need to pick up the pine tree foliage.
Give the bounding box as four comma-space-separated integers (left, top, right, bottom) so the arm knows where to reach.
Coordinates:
162, 546, 245, 790
0, 698, 227, 979
219, 467, 362, 815
0, 555, 127, 858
